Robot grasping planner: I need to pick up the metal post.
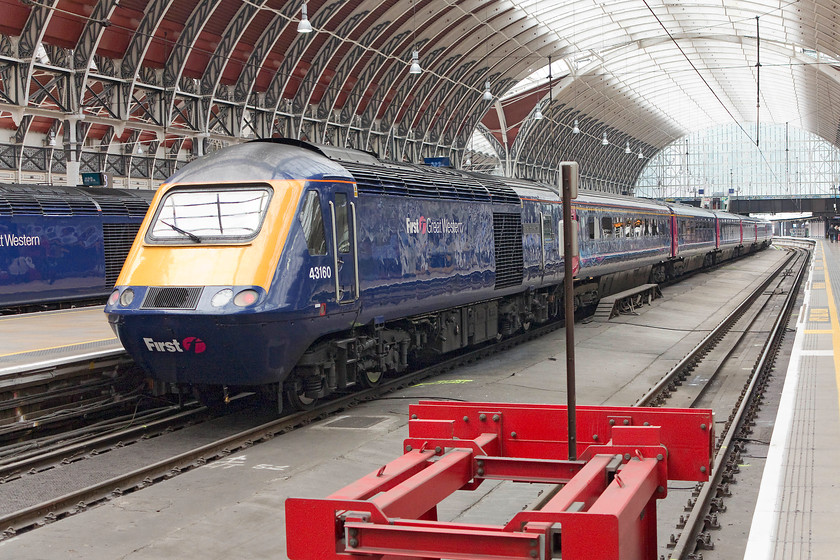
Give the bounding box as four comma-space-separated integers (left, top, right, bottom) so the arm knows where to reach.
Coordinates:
560, 162, 578, 461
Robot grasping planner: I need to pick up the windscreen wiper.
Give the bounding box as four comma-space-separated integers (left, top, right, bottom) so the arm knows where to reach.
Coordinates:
161, 220, 202, 243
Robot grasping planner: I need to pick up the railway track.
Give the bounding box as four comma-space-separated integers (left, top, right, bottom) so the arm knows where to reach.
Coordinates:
0, 347, 150, 446
639, 243, 810, 559
0, 246, 806, 549
0, 309, 566, 540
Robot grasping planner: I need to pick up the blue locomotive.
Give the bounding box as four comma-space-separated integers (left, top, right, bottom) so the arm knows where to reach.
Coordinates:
104, 139, 770, 411
0, 184, 152, 310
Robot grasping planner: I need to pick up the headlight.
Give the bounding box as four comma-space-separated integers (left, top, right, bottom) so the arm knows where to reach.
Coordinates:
107, 289, 120, 306
119, 288, 135, 307
233, 289, 259, 307
211, 288, 233, 307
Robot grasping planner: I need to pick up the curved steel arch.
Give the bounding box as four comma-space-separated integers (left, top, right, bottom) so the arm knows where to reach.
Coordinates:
315, 18, 391, 123
73, 0, 121, 109
261, 0, 341, 117
293, 9, 371, 130
234, 13, 288, 138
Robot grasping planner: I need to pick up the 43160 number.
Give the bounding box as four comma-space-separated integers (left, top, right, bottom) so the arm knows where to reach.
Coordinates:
309, 266, 332, 280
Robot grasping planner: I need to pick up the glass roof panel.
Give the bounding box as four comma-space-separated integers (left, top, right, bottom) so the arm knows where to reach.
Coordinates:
501, 0, 839, 149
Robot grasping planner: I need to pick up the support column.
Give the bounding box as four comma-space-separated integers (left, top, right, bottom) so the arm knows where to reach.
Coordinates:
64, 115, 80, 186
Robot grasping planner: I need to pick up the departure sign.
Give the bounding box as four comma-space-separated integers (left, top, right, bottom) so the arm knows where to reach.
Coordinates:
81, 172, 110, 187
423, 157, 451, 168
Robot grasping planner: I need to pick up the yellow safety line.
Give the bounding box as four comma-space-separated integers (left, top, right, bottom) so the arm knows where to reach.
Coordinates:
0, 337, 118, 359
804, 330, 834, 334
818, 243, 840, 409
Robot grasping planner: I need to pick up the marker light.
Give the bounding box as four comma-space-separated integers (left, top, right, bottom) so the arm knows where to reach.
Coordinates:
211, 288, 233, 307
233, 289, 259, 307
108, 289, 120, 306
119, 288, 135, 306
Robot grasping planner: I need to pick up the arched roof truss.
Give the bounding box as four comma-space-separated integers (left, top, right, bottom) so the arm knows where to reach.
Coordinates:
0, 0, 836, 191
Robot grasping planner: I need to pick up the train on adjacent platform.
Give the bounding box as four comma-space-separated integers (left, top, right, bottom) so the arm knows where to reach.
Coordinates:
104, 139, 772, 412
0, 184, 152, 311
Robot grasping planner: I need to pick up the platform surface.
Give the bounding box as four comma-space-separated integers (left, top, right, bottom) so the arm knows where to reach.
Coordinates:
745, 240, 840, 559
0, 248, 796, 559
0, 306, 121, 374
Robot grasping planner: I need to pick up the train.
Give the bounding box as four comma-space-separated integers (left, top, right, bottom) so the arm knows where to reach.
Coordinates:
0, 184, 152, 311
104, 139, 772, 412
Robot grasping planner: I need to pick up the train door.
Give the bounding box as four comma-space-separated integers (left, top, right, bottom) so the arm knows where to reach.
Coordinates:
325, 184, 359, 308
670, 214, 679, 257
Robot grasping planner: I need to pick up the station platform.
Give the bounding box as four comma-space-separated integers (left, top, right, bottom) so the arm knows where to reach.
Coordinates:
0, 306, 122, 375
745, 239, 840, 559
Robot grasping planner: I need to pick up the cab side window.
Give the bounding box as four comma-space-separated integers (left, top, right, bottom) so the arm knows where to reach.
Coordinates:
335, 193, 350, 254
299, 190, 327, 255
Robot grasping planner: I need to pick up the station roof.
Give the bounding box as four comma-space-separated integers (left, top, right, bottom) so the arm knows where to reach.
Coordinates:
0, 0, 835, 186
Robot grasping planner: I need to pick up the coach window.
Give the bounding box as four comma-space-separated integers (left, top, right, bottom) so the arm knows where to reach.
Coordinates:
334, 193, 350, 253
601, 216, 613, 238
543, 213, 554, 242
587, 216, 596, 239
300, 190, 327, 255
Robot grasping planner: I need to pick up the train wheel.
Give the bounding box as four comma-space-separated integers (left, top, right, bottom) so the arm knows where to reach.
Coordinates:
359, 368, 383, 388
285, 380, 316, 411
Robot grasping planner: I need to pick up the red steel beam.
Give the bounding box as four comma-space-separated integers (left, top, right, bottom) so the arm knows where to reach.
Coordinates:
328, 449, 437, 501
370, 450, 473, 520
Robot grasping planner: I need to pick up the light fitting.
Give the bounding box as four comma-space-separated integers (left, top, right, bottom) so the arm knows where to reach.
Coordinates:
483, 81, 492, 102
409, 50, 422, 74
572, 119, 580, 134
297, 3, 312, 33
